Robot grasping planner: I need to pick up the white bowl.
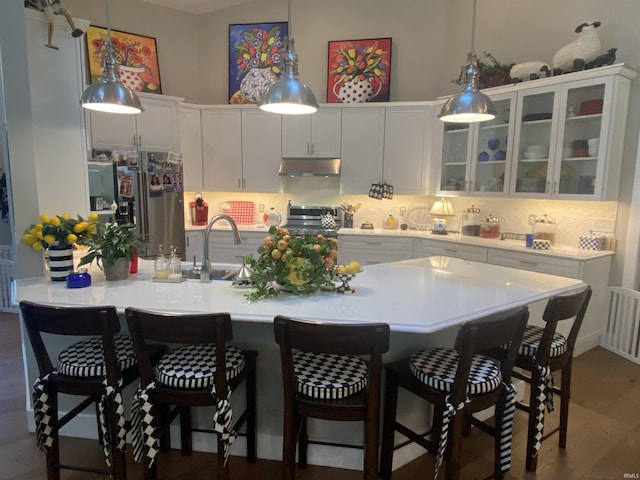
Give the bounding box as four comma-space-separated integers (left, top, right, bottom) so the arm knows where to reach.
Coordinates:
525, 144, 548, 153
523, 151, 547, 159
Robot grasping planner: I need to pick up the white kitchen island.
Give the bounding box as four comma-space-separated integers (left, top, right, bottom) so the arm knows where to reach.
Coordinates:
12, 257, 584, 471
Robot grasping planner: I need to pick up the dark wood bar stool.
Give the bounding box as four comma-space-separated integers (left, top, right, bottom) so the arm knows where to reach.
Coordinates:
273, 315, 390, 480
20, 300, 145, 480
509, 286, 592, 472
379, 307, 529, 480
125, 307, 257, 480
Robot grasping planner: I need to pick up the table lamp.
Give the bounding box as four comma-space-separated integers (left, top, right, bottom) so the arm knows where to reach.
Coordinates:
430, 199, 454, 235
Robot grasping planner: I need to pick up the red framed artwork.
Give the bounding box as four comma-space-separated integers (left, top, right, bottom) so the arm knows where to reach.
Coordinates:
327, 37, 391, 103
85, 25, 162, 94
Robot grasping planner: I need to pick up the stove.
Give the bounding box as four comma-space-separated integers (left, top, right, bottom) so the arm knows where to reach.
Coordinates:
282, 204, 341, 238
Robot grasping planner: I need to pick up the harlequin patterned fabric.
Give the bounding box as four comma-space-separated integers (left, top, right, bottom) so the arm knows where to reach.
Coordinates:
57, 335, 136, 377
131, 344, 246, 467
409, 348, 502, 395
519, 325, 567, 358
293, 351, 368, 400
155, 344, 245, 388
409, 347, 514, 479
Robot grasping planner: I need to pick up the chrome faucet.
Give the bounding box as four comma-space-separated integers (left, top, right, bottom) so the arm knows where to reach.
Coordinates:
201, 214, 242, 283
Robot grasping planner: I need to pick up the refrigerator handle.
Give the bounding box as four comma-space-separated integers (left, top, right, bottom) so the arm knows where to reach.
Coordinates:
138, 169, 150, 245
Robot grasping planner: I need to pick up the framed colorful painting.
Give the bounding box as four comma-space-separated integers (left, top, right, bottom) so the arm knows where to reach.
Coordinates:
85, 26, 162, 94
327, 37, 392, 103
228, 22, 288, 104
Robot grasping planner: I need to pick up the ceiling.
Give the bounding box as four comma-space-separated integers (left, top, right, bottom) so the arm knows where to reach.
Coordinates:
137, 0, 256, 15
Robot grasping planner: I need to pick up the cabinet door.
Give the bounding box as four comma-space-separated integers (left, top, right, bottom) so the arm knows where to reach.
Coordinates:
185, 231, 203, 263
340, 107, 385, 194
310, 108, 342, 157
510, 85, 561, 197
201, 108, 242, 191
136, 96, 179, 151
437, 115, 472, 194
469, 94, 514, 196
241, 109, 282, 192
281, 115, 311, 157
383, 106, 428, 195
179, 106, 203, 191
89, 110, 137, 150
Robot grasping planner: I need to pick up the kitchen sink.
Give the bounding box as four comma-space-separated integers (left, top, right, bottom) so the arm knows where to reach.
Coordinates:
182, 267, 237, 281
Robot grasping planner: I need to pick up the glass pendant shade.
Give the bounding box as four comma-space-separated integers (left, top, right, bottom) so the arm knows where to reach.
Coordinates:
80, 0, 143, 114
258, 38, 318, 114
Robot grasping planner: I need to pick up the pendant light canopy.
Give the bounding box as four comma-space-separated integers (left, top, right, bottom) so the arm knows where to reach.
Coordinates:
81, 0, 143, 114
258, 0, 318, 115
438, 0, 495, 123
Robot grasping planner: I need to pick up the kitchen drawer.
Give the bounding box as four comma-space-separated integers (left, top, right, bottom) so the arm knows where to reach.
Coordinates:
338, 249, 412, 266
209, 231, 265, 246
338, 235, 414, 252
487, 249, 580, 278
419, 240, 488, 263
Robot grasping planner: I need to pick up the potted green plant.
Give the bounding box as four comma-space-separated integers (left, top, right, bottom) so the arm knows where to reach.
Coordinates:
77, 222, 146, 281
454, 52, 515, 89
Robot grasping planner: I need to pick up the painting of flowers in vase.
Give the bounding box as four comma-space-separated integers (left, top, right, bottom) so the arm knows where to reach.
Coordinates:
85, 26, 162, 94
327, 37, 391, 103
229, 22, 288, 104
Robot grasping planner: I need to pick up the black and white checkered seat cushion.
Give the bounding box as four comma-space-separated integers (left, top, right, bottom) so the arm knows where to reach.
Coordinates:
58, 335, 136, 377
293, 351, 368, 400
410, 348, 502, 395
155, 344, 245, 389
518, 325, 567, 358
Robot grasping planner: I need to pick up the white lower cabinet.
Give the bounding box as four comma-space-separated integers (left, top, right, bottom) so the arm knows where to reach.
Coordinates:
186, 230, 265, 264
418, 239, 488, 263
487, 249, 580, 277
337, 235, 414, 265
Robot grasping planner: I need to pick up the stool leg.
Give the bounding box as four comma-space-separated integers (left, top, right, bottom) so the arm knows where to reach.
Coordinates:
246, 355, 257, 462
525, 372, 541, 472
446, 412, 464, 480
380, 374, 399, 480
105, 396, 127, 480
559, 363, 572, 449
180, 407, 192, 455
282, 406, 299, 480
493, 394, 506, 480
216, 434, 230, 480
298, 416, 308, 468
46, 393, 61, 480
364, 403, 380, 480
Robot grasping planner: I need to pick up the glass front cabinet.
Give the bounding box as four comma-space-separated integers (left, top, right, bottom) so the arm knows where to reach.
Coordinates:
434, 64, 636, 201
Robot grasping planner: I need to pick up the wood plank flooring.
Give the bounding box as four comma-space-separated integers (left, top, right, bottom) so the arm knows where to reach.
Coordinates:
2, 311, 639, 479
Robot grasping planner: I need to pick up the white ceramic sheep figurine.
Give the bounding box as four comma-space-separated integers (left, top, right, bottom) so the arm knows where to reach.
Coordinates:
552, 21, 602, 73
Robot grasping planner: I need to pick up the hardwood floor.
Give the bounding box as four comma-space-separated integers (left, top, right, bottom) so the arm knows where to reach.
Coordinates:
2, 311, 639, 479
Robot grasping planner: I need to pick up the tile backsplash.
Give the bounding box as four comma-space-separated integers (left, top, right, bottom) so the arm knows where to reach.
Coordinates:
185, 177, 617, 247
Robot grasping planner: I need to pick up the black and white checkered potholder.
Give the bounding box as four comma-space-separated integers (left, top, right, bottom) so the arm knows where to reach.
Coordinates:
293, 351, 368, 400
369, 183, 384, 200
410, 347, 509, 479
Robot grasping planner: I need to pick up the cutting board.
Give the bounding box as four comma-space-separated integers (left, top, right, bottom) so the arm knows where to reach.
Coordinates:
222, 201, 255, 225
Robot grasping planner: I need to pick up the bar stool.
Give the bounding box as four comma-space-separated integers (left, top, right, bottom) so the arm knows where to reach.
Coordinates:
125, 307, 257, 480
273, 315, 390, 480
20, 300, 147, 480
379, 307, 529, 480
510, 286, 592, 472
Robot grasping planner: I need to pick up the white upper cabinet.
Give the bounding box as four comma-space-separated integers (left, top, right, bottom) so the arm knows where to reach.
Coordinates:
89, 93, 181, 151
340, 106, 386, 194
434, 93, 515, 196
179, 105, 203, 191
200, 107, 242, 191
382, 105, 430, 195
282, 107, 342, 158
241, 109, 282, 192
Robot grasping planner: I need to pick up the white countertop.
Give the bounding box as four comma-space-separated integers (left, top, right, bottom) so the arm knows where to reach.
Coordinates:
12, 257, 584, 334
186, 223, 613, 260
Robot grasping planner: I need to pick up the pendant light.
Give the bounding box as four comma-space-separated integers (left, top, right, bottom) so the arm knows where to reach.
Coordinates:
438, 0, 495, 123
80, 0, 143, 114
258, 0, 318, 114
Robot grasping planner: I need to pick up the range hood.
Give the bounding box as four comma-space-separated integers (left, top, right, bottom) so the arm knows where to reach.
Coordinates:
278, 158, 341, 177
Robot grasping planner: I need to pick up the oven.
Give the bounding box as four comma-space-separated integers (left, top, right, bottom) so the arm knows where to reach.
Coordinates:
282, 204, 341, 238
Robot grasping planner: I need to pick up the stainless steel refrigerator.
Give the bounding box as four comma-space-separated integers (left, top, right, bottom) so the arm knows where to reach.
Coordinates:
110, 150, 185, 259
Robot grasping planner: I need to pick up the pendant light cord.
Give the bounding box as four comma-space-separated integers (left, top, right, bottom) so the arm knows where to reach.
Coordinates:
287, 0, 292, 41
106, 0, 112, 45
469, 0, 477, 55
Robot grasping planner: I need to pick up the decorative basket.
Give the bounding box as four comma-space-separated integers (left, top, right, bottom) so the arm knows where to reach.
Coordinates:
578, 232, 605, 251
532, 239, 551, 250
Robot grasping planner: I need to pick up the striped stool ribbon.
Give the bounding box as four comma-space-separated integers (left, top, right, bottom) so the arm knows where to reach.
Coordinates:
32, 374, 54, 451
212, 385, 236, 466
499, 383, 516, 473
131, 382, 159, 465
97, 379, 126, 470
532, 362, 554, 457
435, 396, 466, 479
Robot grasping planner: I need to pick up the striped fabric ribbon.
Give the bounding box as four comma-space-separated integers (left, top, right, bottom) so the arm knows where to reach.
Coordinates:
499, 383, 517, 473
532, 362, 554, 457
32, 374, 54, 451
97, 379, 127, 470
434, 396, 466, 479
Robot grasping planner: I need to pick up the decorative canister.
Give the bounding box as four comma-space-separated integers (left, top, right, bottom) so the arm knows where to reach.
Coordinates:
461, 205, 481, 236
479, 214, 501, 239
532, 239, 551, 250
533, 214, 557, 245
189, 193, 208, 226
263, 207, 282, 227
578, 232, 605, 250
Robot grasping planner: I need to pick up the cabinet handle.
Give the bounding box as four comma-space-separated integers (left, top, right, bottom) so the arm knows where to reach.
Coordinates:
467, 180, 473, 192
186, 237, 190, 247
138, 134, 142, 147
546, 180, 552, 194
366, 242, 382, 246
307, 143, 310, 155
238, 178, 241, 188
242, 178, 246, 188
520, 260, 538, 266
133, 134, 136, 147
553, 180, 558, 194
444, 248, 458, 253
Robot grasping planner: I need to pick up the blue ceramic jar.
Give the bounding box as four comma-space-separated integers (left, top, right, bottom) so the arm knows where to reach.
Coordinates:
66, 269, 91, 288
